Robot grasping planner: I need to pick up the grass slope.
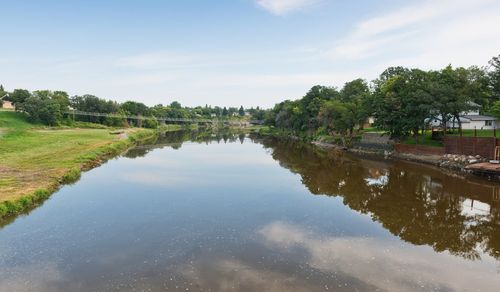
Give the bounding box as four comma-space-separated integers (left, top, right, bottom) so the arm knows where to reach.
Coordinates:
0, 110, 158, 218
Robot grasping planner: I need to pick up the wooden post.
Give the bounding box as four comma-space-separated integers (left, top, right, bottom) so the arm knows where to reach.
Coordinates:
474, 126, 477, 137
494, 127, 497, 138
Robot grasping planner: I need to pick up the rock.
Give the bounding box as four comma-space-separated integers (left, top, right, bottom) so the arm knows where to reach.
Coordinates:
468, 159, 478, 164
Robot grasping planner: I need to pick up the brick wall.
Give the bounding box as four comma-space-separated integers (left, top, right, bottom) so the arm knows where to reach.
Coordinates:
443, 136, 497, 159
394, 144, 445, 156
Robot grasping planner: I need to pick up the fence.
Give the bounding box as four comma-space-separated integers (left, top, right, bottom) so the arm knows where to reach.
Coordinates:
443, 136, 498, 159
394, 144, 445, 156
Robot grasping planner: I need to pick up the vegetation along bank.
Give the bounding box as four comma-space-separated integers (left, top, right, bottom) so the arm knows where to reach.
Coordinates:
0, 110, 181, 220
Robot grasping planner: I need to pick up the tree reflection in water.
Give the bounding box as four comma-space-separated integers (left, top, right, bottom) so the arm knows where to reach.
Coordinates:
124, 129, 247, 158
126, 131, 500, 262
256, 136, 500, 262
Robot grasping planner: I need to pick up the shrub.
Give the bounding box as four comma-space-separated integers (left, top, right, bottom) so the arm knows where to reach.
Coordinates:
61, 167, 81, 184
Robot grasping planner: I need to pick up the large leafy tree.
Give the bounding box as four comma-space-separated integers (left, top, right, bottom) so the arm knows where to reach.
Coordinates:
319, 100, 357, 136
268, 85, 341, 133
339, 79, 373, 129
20, 96, 62, 125
430, 66, 479, 134
339, 78, 370, 103
121, 101, 150, 116
9, 89, 31, 108
373, 68, 434, 140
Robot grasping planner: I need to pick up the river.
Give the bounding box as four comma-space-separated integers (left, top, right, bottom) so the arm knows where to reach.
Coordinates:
0, 131, 499, 291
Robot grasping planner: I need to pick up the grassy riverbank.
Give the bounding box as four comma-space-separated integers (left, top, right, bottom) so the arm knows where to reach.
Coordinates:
0, 110, 179, 219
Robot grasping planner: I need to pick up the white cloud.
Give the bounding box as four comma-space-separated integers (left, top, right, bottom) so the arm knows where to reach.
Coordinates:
256, 0, 320, 15
329, 0, 500, 68
259, 221, 500, 291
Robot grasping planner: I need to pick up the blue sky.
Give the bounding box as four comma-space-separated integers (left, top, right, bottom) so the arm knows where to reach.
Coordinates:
1, 0, 499, 108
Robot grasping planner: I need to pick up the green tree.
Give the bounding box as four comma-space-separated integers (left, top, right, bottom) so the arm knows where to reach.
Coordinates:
238, 106, 245, 116
339, 79, 372, 129
33, 90, 52, 100
373, 68, 434, 140
489, 54, 500, 101
490, 100, 500, 118
170, 101, 182, 109
0, 85, 6, 108
20, 96, 62, 125
339, 79, 370, 103
52, 91, 70, 109
121, 101, 150, 116
222, 107, 228, 116
319, 100, 357, 136
9, 89, 31, 108
430, 66, 478, 134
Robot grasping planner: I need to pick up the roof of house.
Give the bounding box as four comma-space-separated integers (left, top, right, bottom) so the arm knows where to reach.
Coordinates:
462, 115, 497, 121
0, 94, 9, 100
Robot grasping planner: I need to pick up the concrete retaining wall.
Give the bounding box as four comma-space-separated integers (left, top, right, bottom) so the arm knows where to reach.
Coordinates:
354, 133, 393, 151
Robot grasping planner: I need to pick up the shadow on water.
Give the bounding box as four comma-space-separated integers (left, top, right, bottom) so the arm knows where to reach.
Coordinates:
255, 135, 500, 262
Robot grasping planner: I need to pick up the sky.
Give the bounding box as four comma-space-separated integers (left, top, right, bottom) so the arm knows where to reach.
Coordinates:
1, 0, 499, 108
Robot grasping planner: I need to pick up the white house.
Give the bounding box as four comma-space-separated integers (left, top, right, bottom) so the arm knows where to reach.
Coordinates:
453, 102, 499, 130
428, 101, 499, 130
458, 115, 499, 130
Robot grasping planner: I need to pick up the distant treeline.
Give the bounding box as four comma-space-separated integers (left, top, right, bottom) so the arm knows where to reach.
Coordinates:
0, 87, 267, 127
263, 54, 500, 140
2, 54, 499, 135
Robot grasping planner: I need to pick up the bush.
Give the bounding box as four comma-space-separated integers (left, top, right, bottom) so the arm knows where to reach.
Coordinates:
19, 97, 62, 125
143, 118, 159, 129
0, 203, 8, 217
61, 167, 81, 184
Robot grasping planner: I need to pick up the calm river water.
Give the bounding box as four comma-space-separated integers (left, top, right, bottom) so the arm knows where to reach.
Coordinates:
1, 131, 499, 291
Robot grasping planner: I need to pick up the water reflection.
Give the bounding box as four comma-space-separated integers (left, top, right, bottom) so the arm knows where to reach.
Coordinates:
125, 129, 248, 158
1, 132, 500, 291
258, 221, 499, 291
258, 136, 500, 262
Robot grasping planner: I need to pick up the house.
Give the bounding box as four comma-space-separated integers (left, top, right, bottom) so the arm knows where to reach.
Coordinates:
453, 102, 498, 130
428, 101, 499, 130
0, 94, 15, 110
459, 115, 499, 130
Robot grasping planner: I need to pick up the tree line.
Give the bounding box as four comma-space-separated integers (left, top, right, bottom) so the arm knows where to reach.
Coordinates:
0, 89, 250, 127
264, 54, 500, 140
2, 54, 499, 134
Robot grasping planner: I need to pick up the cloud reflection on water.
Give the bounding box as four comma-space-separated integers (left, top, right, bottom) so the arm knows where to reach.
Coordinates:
259, 221, 500, 292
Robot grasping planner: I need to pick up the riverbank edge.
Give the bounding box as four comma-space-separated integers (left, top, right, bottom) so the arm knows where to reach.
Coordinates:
0, 127, 162, 220
255, 128, 480, 179
318, 142, 484, 179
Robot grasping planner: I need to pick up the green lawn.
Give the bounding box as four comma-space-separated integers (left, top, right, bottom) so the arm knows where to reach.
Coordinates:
402, 134, 443, 147
400, 128, 498, 148
0, 110, 153, 204
448, 129, 497, 137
